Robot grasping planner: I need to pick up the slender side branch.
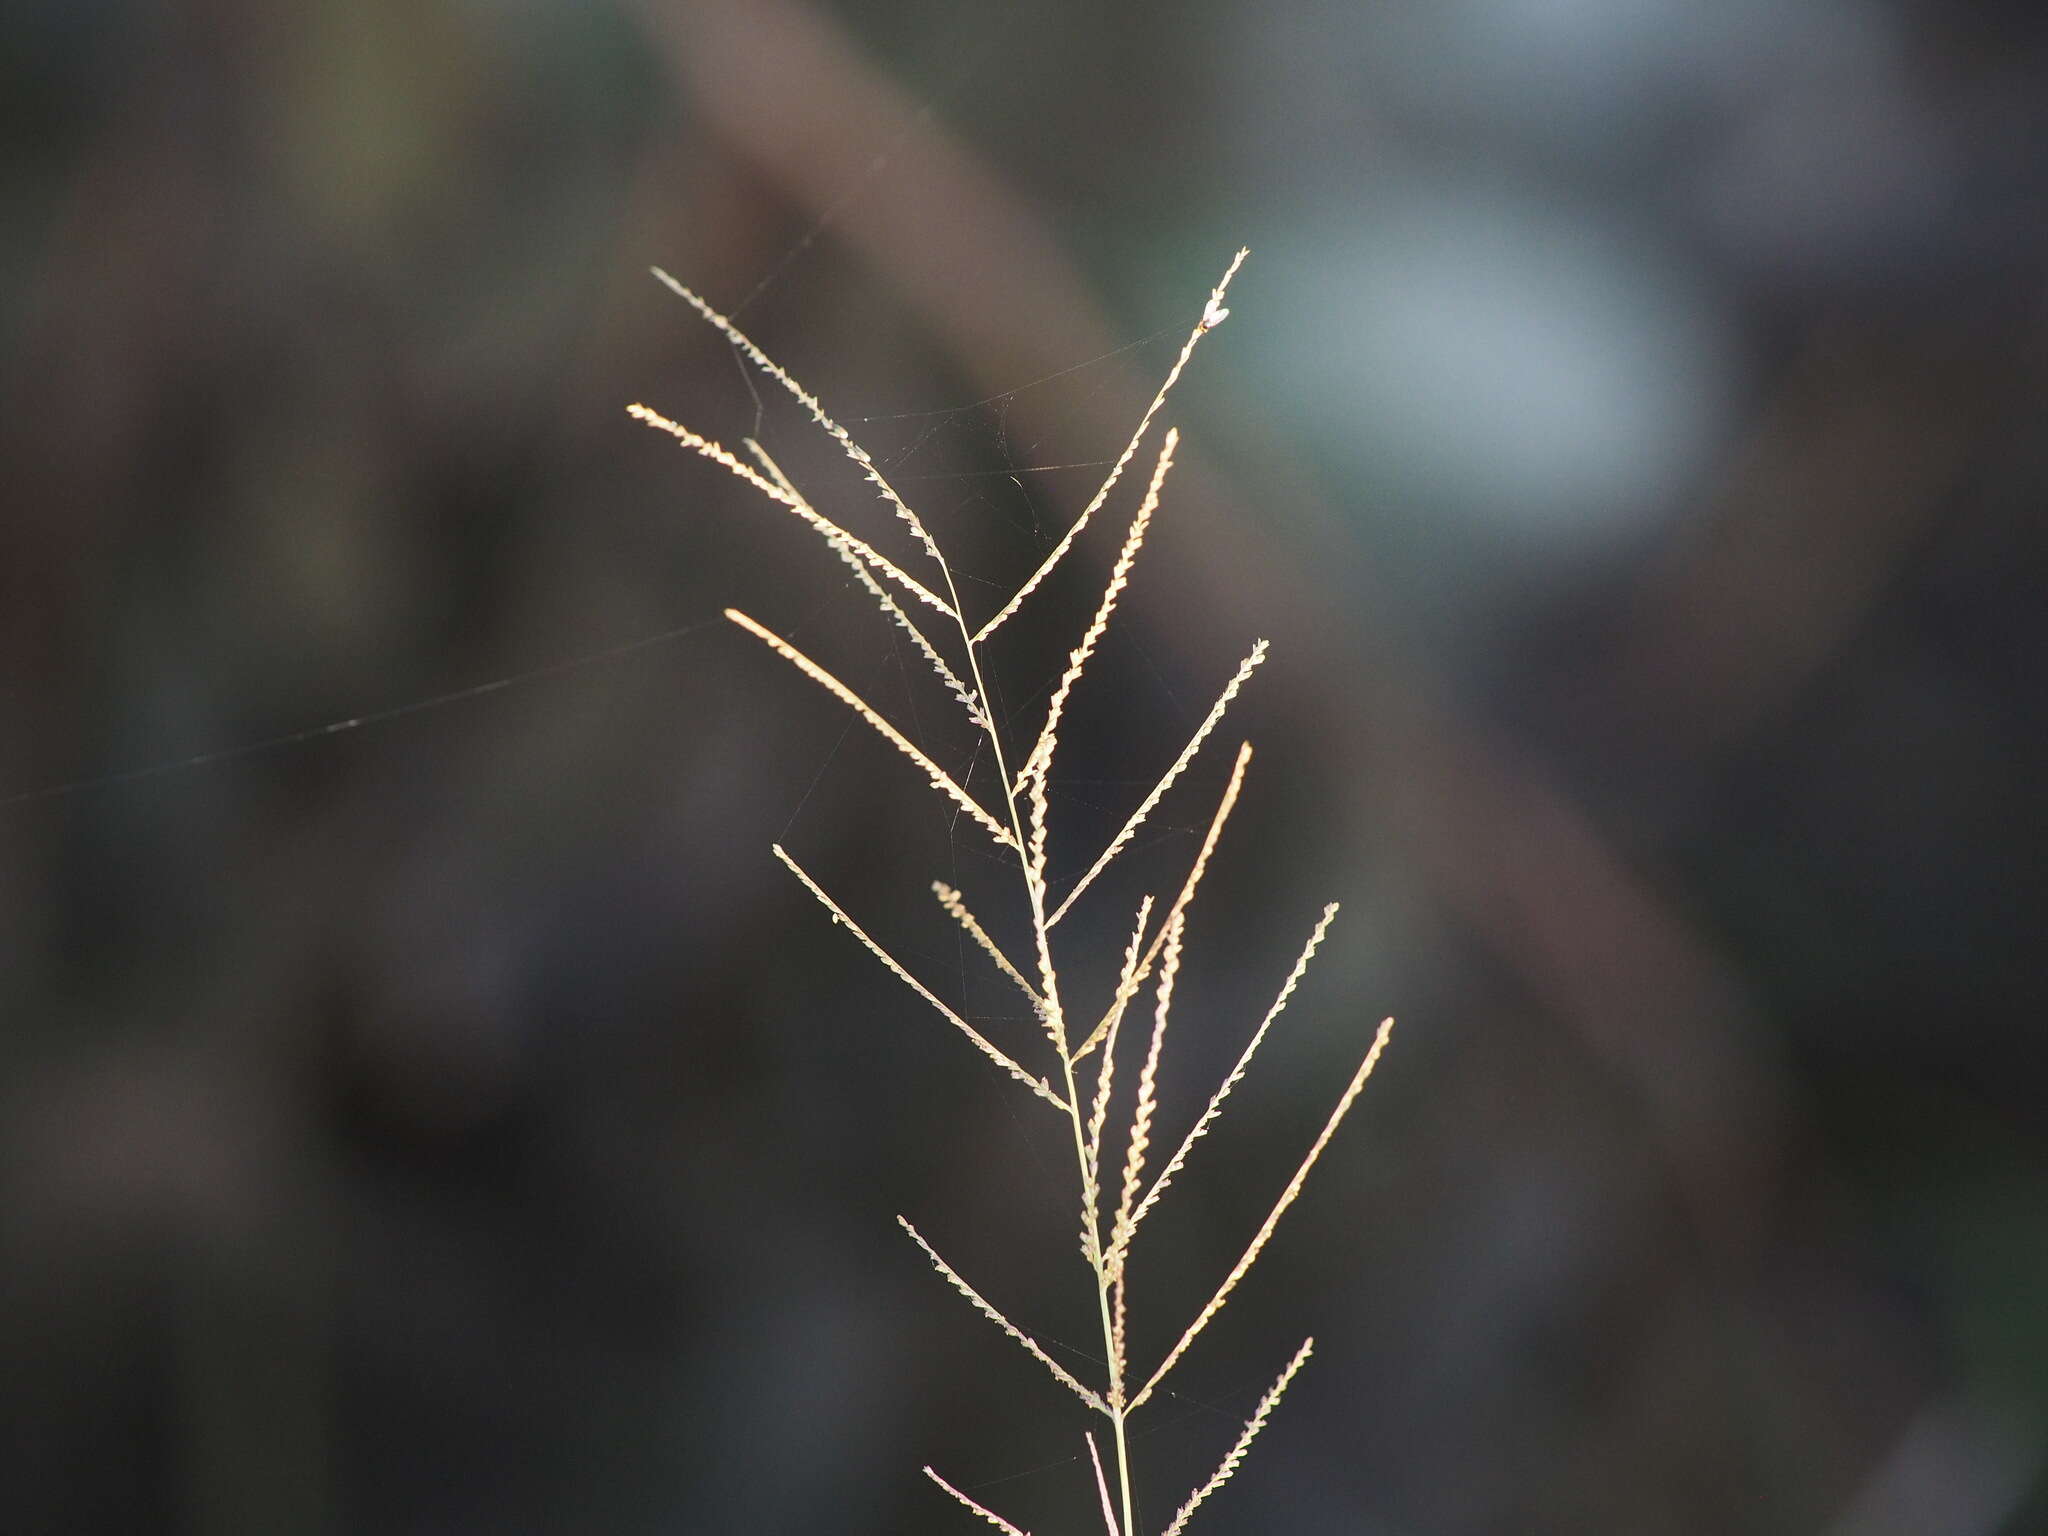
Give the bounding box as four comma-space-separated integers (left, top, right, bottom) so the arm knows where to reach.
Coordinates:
900, 1217, 1110, 1415
1132, 1016, 1394, 1410
775, 848, 1065, 1111
1086, 1434, 1123, 1536
628, 404, 953, 617
1109, 909, 1184, 1388
728, 610, 1015, 850
744, 438, 987, 730
1016, 428, 1177, 803
934, 881, 1044, 1014
1050, 643, 1268, 928
923, 1468, 1032, 1536
1130, 904, 1341, 1234
824, 529, 988, 729
740, 435, 805, 502
650, 268, 949, 573
1159, 1338, 1316, 1536
1084, 899, 1154, 1186
974, 248, 1250, 645
1072, 741, 1254, 1065
1110, 910, 1183, 1280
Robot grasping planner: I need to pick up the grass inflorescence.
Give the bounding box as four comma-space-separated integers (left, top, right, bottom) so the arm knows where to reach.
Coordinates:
632, 250, 1394, 1536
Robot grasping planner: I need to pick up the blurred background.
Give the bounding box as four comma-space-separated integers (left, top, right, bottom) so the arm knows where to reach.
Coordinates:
4, 0, 2046, 1531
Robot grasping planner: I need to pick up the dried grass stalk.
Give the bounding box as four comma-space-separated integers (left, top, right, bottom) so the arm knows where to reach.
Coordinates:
641, 251, 1394, 1535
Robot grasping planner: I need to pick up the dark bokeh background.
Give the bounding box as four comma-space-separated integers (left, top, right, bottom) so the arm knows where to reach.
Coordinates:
5, 1, 2046, 1532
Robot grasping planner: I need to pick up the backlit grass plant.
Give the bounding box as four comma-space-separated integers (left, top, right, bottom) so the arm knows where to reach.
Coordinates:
631, 251, 1394, 1536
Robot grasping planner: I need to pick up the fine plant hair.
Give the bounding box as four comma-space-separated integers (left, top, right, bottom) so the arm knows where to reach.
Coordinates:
632, 251, 1395, 1536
